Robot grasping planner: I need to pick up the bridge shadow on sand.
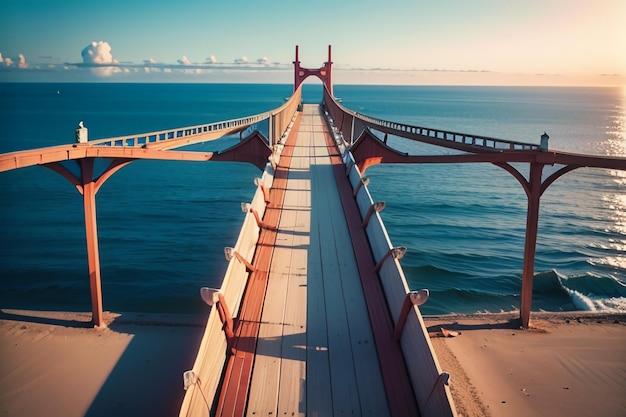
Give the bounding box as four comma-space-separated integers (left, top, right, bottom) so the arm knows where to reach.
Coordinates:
0, 308, 206, 417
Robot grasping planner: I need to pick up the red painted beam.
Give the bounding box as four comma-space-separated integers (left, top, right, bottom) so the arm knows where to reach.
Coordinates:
519, 163, 543, 328
211, 131, 273, 170
350, 128, 626, 173
80, 159, 105, 328
0, 145, 212, 173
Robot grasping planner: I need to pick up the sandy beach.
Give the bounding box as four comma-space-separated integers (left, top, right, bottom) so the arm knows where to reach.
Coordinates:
0, 309, 205, 417
426, 312, 626, 417
2, 309, 625, 417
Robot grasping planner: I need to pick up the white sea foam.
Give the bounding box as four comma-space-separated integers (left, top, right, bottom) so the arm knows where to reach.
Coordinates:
561, 285, 626, 312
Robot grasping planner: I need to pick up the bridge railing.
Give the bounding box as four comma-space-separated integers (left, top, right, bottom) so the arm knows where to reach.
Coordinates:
89, 114, 269, 148
324, 109, 457, 417
269, 87, 302, 145
85, 86, 302, 150
323, 86, 538, 152
0, 87, 302, 173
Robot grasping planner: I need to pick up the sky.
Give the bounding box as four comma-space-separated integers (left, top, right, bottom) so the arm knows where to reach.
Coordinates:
0, 0, 625, 85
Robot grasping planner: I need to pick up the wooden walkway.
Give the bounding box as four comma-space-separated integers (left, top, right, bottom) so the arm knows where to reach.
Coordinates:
219, 105, 395, 416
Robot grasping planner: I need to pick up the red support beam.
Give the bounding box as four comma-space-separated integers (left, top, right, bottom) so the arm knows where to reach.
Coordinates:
45, 157, 139, 328
349, 126, 626, 173
217, 293, 235, 343
80, 158, 105, 328
519, 163, 543, 328
211, 131, 272, 170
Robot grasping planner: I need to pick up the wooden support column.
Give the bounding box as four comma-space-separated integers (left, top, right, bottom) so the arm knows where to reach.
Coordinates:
520, 162, 543, 328
80, 158, 105, 328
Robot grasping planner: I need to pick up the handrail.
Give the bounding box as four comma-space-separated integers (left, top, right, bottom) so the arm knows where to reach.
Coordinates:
0, 86, 302, 173
89, 114, 269, 147
323, 86, 539, 152
90, 86, 302, 148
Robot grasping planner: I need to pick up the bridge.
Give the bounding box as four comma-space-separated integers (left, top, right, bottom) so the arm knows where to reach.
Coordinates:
1, 45, 624, 417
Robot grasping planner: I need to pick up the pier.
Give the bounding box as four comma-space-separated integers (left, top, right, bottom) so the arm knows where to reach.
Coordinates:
1, 46, 625, 417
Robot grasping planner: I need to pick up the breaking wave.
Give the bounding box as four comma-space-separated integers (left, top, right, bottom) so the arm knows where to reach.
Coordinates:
534, 269, 626, 312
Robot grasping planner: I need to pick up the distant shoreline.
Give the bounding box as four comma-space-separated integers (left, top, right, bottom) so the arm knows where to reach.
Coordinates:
424, 310, 626, 324
0, 81, 623, 88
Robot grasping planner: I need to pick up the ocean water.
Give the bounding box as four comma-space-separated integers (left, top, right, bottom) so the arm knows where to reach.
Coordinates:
0, 83, 624, 316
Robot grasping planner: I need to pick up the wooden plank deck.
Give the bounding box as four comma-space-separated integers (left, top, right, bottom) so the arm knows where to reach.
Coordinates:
243, 105, 392, 416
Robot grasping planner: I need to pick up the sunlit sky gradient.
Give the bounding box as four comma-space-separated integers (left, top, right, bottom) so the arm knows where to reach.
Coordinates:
1, 0, 624, 85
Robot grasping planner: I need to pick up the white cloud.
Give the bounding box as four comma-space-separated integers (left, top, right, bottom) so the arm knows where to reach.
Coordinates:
0, 52, 14, 68
205, 54, 217, 64
81, 41, 117, 65
177, 55, 191, 65
0, 52, 28, 69
233, 56, 248, 64
18, 53, 28, 69
144, 58, 156, 64
256, 57, 270, 65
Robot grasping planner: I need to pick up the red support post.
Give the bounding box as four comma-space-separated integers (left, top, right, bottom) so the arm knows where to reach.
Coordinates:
362, 201, 385, 228
293, 45, 301, 92
394, 290, 429, 340
217, 293, 235, 342
80, 158, 105, 328
520, 162, 543, 328
233, 250, 256, 273
325, 44, 333, 95
247, 205, 277, 231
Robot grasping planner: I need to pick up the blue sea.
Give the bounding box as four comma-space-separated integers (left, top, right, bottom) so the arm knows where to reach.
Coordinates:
0, 83, 624, 315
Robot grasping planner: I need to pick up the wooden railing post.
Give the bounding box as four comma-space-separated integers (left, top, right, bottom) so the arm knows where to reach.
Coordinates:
350, 115, 355, 145
268, 114, 274, 148
80, 158, 105, 328
520, 162, 543, 328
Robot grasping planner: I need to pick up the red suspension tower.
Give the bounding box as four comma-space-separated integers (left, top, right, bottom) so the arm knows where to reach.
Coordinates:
293, 45, 333, 94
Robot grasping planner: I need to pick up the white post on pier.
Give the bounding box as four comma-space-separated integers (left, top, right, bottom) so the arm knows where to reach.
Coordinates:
540, 132, 549, 151
76, 121, 89, 144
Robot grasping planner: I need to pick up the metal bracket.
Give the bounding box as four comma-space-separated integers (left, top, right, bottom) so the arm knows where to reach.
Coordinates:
345, 158, 355, 176
374, 246, 406, 273
254, 177, 271, 204
183, 370, 197, 390
394, 289, 429, 340
270, 153, 280, 170
353, 176, 369, 197
242, 202, 277, 231
224, 246, 256, 272
362, 201, 385, 228
200, 287, 234, 342
426, 372, 451, 405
